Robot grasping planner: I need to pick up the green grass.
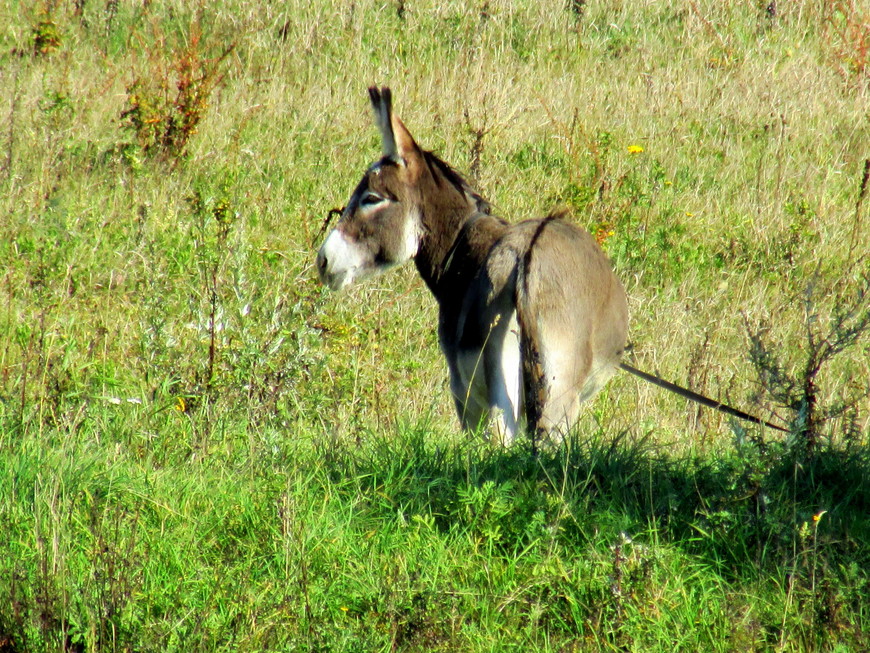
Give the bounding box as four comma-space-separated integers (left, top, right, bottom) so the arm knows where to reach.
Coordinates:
3, 421, 869, 650
1, 0, 869, 650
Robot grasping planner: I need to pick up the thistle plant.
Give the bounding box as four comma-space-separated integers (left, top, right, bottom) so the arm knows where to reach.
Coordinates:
746, 267, 870, 454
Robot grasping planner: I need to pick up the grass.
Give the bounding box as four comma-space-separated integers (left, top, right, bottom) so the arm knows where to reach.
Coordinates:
1, 0, 869, 650
3, 421, 869, 650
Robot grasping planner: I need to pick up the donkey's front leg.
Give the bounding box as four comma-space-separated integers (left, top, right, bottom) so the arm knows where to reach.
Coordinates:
445, 348, 490, 435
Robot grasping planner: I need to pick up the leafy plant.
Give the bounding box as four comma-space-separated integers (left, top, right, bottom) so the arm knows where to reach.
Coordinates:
824, 0, 870, 84
121, 28, 234, 160
746, 268, 870, 453
31, 13, 61, 56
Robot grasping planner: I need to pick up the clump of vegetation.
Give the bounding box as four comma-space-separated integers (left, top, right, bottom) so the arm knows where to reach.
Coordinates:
823, 0, 870, 84
31, 14, 61, 55
747, 268, 870, 453
121, 29, 234, 160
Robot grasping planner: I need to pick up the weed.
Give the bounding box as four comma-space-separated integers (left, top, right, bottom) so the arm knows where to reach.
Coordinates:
851, 158, 870, 257
462, 106, 491, 183
120, 27, 234, 160
567, 0, 587, 26
1, 67, 19, 180
31, 13, 62, 56
824, 0, 870, 84
103, 0, 119, 52
746, 269, 870, 453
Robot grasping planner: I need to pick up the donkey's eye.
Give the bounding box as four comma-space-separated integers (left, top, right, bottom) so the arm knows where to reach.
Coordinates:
360, 192, 386, 207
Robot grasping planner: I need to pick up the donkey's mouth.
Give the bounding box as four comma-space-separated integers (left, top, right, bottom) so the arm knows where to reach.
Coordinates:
322, 271, 354, 291
316, 229, 372, 291
316, 260, 349, 291
316, 251, 356, 291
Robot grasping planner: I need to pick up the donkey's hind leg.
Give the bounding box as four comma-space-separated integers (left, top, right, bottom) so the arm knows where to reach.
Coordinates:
484, 311, 523, 446
535, 329, 593, 441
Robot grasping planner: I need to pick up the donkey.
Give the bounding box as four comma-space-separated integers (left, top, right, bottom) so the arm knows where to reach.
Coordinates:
316, 87, 629, 445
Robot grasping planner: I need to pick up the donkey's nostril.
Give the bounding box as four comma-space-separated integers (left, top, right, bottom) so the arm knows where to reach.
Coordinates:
315, 251, 329, 285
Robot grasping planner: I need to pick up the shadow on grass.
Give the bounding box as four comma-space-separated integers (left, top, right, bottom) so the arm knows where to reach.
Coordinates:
302, 420, 870, 651
318, 421, 870, 576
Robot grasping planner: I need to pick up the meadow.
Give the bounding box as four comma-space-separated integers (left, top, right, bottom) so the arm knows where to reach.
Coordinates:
0, 1, 869, 650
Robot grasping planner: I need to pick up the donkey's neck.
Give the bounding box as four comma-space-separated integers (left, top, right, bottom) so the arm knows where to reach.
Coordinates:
414, 207, 507, 301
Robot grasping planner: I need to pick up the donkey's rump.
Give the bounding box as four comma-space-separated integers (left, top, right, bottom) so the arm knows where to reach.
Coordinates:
445, 216, 628, 439
495, 217, 628, 433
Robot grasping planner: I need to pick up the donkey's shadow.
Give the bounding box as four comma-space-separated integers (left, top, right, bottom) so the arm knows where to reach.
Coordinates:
321, 423, 870, 574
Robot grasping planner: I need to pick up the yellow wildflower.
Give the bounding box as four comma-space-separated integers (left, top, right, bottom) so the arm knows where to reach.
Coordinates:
627, 145, 644, 154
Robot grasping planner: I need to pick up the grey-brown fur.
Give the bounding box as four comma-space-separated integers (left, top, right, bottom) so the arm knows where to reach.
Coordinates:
316, 87, 629, 444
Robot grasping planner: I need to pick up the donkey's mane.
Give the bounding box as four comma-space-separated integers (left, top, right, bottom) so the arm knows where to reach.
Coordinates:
423, 150, 492, 215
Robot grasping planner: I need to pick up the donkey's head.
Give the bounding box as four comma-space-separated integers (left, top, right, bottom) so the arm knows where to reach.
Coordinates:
316, 87, 430, 291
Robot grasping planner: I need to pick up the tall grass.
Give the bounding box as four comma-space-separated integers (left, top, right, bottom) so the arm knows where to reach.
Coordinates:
0, 1, 868, 650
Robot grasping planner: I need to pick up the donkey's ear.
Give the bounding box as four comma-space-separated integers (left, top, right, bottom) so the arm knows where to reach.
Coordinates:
368, 86, 422, 165
369, 86, 398, 159
391, 114, 421, 162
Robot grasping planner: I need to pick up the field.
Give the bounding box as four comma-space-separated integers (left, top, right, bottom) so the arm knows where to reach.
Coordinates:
1, 1, 869, 650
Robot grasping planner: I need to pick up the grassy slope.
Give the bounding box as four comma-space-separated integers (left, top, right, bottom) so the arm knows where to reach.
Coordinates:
0, 1, 868, 651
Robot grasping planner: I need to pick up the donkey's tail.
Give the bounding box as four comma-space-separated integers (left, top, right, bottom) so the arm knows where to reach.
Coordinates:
514, 218, 558, 439
619, 362, 788, 432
